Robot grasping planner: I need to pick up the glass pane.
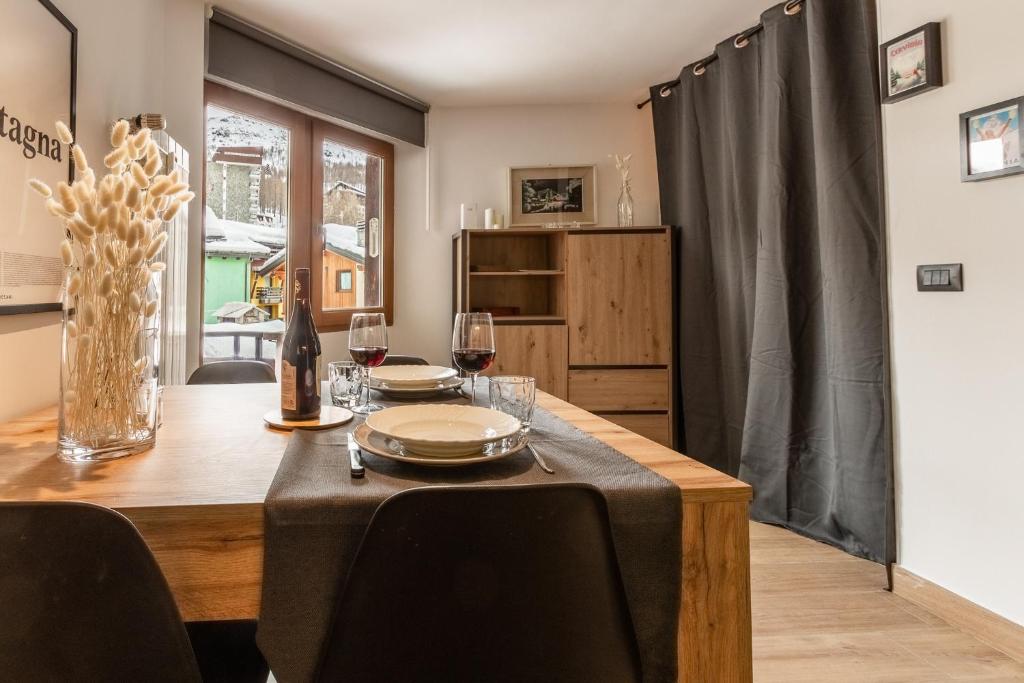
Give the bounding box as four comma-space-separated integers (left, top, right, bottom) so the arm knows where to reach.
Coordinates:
321, 138, 384, 310
202, 104, 289, 364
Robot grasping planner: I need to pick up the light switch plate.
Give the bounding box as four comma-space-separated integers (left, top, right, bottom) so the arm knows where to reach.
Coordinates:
917, 263, 963, 291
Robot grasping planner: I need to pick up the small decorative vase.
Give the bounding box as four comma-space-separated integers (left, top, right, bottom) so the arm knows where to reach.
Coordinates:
58, 277, 162, 462
617, 183, 634, 227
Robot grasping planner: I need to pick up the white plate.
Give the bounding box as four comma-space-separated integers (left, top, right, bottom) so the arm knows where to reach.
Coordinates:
364, 404, 521, 457
353, 423, 526, 467
369, 365, 458, 387
369, 375, 464, 398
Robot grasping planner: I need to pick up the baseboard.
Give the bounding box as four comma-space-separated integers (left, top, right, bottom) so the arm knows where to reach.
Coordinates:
892, 565, 1024, 663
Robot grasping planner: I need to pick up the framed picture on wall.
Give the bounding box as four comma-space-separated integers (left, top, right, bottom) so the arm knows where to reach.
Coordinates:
959, 97, 1024, 182
0, 0, 77, 315
879, 22, 943, 104
507, 164, 597, 227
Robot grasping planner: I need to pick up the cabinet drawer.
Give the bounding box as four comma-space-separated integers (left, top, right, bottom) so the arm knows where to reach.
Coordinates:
600, 413, 672, 447
568, 368, 669, 411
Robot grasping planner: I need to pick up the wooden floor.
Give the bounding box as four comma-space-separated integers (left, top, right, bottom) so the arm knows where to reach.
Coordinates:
751, 522, 1024, 682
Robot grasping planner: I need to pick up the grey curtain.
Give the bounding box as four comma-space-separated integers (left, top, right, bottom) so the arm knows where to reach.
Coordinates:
651, 0, 894, 564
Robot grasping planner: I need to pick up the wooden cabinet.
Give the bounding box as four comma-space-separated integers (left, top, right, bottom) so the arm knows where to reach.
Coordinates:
454, 227, 674, 447
485, 325, 567, 399
567, 232, 671, 366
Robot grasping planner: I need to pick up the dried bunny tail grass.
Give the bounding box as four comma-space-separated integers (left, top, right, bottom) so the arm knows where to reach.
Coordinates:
46, 198, 73, 219
98, 183, 114, 209
164, 182, 188, 196
145, 232, 168, 259
150, 262, 167, 272
126, 184, 142, 211
129, 292, 142, 312
81, 302, 96, 328
78, 334, 93, 352
103, 146, 130, 169
66, 320, 79, 338
103, 243, 118, 267
60, 240, 74, 267
135, 127, 152, 147
111, 119, 130, 148
28, 179, 52, 197
55, 120, 74, 145
57, 182, 78, 214
81, 168, 96, 190
162, 201, 182, 222
130, 162, 150, 188
128, 246, 145, 265
82, 202, 100, 227
83, 251, 97, 269
114, 215, 130, 241
143, 300, 159, 318
112, 177, 127, 203
149, 176, 173, 196
98, 271, 115, 297
177, 190, 196, 204
68, 273, 82, 296
68, 217, 95, 242
72, 145, 89, 174
144, 153, 161, 177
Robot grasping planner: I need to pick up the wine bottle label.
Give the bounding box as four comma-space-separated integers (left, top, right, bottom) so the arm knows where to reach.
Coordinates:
281, 360, 296, 411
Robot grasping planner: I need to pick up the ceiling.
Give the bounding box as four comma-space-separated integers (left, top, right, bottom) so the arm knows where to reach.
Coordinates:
211, 0, 772, 107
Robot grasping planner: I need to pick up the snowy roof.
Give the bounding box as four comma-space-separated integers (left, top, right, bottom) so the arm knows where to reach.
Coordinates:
205, 207, 286, 258
258, 248, 287, 276
324, 223, 365, 264
212, 301, 271, 321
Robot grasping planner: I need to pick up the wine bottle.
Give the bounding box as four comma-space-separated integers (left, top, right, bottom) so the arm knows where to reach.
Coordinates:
280, 268, 321, 420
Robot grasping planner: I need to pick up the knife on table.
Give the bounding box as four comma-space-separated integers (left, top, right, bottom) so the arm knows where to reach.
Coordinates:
347, 433, 365, 478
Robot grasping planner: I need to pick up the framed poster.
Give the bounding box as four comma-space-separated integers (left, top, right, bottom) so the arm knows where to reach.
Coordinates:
0, 0, 77, 315
507, 164, 597, 227
959, 97, 1024, 182
879, 22, 943, 104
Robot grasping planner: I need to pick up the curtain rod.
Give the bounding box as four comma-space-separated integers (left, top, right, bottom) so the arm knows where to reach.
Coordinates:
636, 0, 804, 109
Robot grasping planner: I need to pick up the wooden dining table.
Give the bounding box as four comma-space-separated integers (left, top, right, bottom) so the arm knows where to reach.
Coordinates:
0, 383, 753, 682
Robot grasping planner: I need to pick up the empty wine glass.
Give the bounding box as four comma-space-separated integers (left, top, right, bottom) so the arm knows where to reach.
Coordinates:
452, 312, 495, 405
349, 313, 388, 414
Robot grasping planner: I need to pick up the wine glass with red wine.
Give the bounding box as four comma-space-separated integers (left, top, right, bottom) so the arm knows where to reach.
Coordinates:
349, 312, 388, 414
452, 312, 496, 406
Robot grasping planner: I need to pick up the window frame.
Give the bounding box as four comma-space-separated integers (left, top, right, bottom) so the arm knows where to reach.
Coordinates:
336, 269, 353, 293
201, 81, 395, 355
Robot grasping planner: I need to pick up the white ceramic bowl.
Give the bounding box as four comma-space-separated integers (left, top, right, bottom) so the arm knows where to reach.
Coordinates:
369, 365, 459, 387
365, 404, 521, 457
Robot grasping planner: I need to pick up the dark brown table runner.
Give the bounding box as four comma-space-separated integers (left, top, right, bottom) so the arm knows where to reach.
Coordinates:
257, 390, 681, 682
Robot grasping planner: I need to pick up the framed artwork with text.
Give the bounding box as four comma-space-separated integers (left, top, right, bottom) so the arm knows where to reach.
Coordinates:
0, 0, 77, 315
879, 22, 943, 105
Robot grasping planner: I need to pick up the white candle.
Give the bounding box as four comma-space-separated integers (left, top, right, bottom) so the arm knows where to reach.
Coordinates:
483, 208, 494, 230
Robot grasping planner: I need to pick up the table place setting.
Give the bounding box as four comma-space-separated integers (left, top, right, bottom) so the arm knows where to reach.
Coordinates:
255, 308, 684, 682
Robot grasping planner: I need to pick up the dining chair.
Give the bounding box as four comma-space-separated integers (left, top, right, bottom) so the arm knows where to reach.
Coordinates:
0, 501, 203, 682
378, 354, 429, 366
186, 360, 276, 384
315, 484, 642, 683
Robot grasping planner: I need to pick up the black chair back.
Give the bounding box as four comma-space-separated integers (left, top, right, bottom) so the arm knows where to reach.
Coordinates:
378, 354, 429, 366
187, 360, 275, 385
0, 502, 201, 682
316, 484, 642, 683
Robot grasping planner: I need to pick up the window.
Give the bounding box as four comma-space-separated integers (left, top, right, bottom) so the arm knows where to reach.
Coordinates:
202, 82, 394, 364
336, 269, 353, 293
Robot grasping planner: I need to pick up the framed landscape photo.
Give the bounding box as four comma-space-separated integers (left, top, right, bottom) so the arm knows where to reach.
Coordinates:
879, 22, 943, 104
0, 0, 77, 315
508, 164, 597, 227
959, 97, 1024, 182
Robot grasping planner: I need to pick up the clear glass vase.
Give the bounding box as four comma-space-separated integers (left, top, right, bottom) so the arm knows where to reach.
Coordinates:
58, 278, 162, 463
617, 184, 634, 227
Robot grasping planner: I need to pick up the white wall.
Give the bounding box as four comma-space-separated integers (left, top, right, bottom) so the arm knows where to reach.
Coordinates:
0, 0, 205, 422
320, 103, 660, 366
880, 0, 1024, 625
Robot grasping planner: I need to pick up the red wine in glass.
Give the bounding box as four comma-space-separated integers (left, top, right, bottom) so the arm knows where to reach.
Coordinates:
350, 346, 388, 368
453, 348, 495, 374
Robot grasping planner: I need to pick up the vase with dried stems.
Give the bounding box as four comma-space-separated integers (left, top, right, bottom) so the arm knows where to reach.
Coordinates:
29, 119, 193, 462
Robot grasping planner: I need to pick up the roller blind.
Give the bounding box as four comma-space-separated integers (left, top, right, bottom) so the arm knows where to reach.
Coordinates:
206, 8, 428, 147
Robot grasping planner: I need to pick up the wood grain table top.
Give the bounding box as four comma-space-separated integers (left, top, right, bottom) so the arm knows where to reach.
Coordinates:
0, 384, 750, 508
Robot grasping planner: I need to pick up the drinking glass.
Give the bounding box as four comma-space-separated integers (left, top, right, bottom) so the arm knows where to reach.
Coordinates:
489, 376, 536, 433
349, 313, 388, 414
328, 360, 361, 407
452, 312, 495, 406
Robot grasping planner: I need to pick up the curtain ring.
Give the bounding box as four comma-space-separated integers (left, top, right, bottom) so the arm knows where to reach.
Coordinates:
659, 85, 674, 97
693, 62, 707, 77
784, 0, 803, 15
734, 34, 750, 49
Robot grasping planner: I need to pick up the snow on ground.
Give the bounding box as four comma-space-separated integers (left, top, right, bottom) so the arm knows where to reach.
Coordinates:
203, 319, 285, 361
